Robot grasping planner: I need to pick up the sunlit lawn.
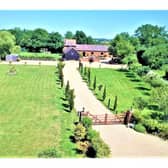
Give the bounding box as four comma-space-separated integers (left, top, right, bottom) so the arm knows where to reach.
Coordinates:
0, 65, 77, 157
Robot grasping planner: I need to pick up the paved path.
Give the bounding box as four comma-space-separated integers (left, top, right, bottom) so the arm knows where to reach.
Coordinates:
63, 61, 168, 157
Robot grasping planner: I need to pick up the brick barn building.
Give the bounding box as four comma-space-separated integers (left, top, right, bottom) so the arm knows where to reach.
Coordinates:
63, 39, 110, 61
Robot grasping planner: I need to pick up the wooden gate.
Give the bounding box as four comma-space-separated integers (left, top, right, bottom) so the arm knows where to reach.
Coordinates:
81, 111, 126, 125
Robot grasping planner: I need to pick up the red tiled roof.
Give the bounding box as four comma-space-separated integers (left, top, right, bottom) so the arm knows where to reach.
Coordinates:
76, 44, 108, 52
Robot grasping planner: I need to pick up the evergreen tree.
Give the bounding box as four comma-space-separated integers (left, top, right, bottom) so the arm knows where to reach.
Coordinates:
88, 68, 91, 86
113, 96, 118, 111
102, 85, 106, 101
68, 89, 75, 111
93, 76, 97, 90
108, 98, 111, 109
84, 66, 87, 76
65, 80, 70, 98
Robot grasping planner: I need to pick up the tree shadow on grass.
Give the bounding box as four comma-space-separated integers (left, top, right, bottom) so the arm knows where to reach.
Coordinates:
60, 97, 66, 101
135, 86, 150, 91
130, 79, 141, 82
142, 92, 150, 96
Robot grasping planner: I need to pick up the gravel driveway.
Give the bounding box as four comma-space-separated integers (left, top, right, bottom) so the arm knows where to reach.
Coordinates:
63, 61, 168, 157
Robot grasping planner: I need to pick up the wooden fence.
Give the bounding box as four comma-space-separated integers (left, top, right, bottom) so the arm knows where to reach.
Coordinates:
81, 111, 126, 125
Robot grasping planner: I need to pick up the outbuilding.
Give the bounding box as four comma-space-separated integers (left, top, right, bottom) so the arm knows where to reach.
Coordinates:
63, 47, 80, 60
6, 54, 19, 62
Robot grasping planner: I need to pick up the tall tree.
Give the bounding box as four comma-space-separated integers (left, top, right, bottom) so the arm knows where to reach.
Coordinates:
0, 31, 19, 59
48, 32, 63, 53
31, 28, 49, 52
74, 30, 87, 44
108, 32, 135, 61
135, 24, 168, 48
65, 31, 74, 39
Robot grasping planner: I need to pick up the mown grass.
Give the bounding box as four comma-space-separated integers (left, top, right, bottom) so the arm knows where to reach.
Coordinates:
89, 68, 151, 112
19, 52, 61, 60
0, 65, 77, 158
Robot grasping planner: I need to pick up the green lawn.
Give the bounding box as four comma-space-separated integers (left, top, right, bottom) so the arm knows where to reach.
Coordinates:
0, 65, 77, 157
19, 52, 61, 60
89, 68, 151, 112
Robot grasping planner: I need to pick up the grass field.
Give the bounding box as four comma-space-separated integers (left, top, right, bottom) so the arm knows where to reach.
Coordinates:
89, 68, 151, 112
19, 52, 61, 60
0, 64, 77, 157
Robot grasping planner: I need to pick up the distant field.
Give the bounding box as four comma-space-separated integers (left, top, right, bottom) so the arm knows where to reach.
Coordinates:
0, 65, 77, 157
90, 68, 151, 112
19, 52, 61, 60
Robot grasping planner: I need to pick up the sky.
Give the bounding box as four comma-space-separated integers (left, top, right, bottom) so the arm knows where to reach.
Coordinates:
0, 10, 168, 39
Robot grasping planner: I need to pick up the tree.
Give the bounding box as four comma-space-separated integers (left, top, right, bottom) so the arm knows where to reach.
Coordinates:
87, 68, 91, 86
65, 80, 70, 98
113, 96, 118, 111
108, 32, 135, 61
108, 99, 111, 109
135, 24, 168, 48
87, 36, 96, 44
93, 76, 97, 90
74, 30, 87, 44
0, 31, 18, 59
68, 89, 75, 111
151, 85, 168, 120
102, 86, 106, 101
48, 32, 63, 53
65, 31, 74, 39
30, 28, 49, 52
141, 44, 168, 69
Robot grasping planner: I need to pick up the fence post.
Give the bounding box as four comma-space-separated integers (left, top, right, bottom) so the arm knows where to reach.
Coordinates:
105, 113, 108, 124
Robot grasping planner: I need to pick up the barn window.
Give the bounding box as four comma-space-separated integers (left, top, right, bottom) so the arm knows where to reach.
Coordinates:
91, 52, 94, 55
101, 52, 104, 55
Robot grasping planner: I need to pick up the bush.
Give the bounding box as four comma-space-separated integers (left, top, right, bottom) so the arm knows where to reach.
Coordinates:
143, 119, 159, 133
136, 66, 150, 76
134, 123, 146, 133
158, 124, 168, 140
38, 148, 61, 158
76, 140, 90, 154
133, 97, 147, 110
74, 123, 87, 142
91, 137, 111, 158
87, 129, 99, 141
82, 117, 92, 130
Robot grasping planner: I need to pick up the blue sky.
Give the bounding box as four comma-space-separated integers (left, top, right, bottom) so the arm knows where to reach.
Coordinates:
0, 10, 168, 39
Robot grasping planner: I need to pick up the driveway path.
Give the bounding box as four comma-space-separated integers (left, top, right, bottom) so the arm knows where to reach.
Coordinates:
63, 61, 168, 157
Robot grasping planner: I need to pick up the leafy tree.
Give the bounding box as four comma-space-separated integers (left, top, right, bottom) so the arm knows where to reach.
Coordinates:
74, 30, 87, 44
65, 31, 74, 39
102, 85, 106, 101
135, 24, 168, 48
87, 36, 96, 44
109, 32, 135, 61
30, 28, 49, 52
0, 31, 18, 59
93, 76, 97, 90
151, 85, 168, 120
141, 44, 168, 69
48, 32, 63, 53
113, 96, 118, 111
